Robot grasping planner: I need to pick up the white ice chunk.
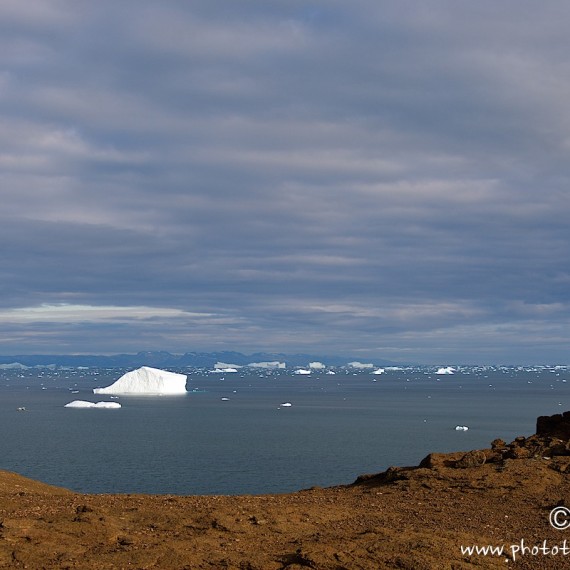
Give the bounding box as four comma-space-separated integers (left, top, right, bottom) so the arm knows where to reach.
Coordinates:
347, 361, 374, 369
248, 361, 286, 369
294, 368, 311, 375
437, 367, 455, 375
65, 400, 121, 409
0, 362, 29, 370
373, 368, 385, 375
280, 402, 292, 407
212, 367, 238, 373
309, 362, 326, 369
455, 425, 469, 431
214, 362, 241, 370
93, 366, 187, 395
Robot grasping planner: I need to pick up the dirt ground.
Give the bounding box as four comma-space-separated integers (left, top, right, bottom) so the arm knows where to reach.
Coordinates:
2, 431, 570, 569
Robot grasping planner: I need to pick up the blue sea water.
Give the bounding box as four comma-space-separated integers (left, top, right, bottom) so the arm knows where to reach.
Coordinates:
0, 365, 569, 495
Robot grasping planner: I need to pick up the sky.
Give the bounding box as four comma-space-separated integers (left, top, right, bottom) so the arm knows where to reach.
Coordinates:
1, 1, 570, 364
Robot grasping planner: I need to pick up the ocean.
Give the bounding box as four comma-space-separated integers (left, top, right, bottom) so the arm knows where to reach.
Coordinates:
1, 365, 568, 495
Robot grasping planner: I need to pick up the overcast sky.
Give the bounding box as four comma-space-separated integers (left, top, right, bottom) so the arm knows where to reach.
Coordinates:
1, 1, 570, 364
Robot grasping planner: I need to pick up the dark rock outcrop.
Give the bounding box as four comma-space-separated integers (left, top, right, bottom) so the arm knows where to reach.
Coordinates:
536, 411, 570, 440
356, 411, 570, 486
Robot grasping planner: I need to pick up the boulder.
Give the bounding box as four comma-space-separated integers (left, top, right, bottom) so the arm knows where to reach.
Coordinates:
455, 450, 486, 468
536, 411, 570, 440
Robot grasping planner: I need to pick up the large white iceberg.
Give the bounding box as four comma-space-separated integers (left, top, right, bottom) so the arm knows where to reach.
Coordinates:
93, 366, 187, 395
65, 400, 121, 409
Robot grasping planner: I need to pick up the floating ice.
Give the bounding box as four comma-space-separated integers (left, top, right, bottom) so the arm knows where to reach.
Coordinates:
65, 400, 121, 409
437, 367, 455, 375
0, 362, 29, 370
348, 361, 374, 369
294, 369, 311, 375
93, 366, 187, 395
309, 362, 326, 370
248, 361, 286, 369
280, 402, 292, 407
455, 425, 469, 431
373, 368, 385, 375
214, 362, 241, 372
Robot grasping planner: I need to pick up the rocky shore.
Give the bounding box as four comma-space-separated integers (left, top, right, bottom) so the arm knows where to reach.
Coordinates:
2, 413, 570, 569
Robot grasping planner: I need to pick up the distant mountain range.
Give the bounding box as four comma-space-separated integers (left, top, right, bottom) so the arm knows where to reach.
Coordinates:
0, 351, 401, 369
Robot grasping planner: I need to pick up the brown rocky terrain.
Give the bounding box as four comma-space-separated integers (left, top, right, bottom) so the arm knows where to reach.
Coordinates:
3, 412, 570, 569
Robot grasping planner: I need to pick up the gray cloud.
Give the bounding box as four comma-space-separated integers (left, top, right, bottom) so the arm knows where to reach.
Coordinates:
1, 1, 570, 363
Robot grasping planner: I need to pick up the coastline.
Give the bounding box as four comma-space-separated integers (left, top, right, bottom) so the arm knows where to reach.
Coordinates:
2, 413, 570, 569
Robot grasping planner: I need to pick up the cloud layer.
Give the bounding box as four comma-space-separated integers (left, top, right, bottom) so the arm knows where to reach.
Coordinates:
2, 1, 570, 363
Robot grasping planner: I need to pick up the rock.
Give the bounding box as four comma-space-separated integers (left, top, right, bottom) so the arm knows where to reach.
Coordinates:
482, 448, 503, 463
353, 473, 382, 484
506, 446, 530, 459
455, 450, 486, 468
545, 441, 568, 457
419, 452, 464, 469
536, 411, 570, 440
384, 467, 408, 482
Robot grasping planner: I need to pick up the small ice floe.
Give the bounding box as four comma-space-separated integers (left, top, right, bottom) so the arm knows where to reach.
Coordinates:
280, 402, 293, 407
437, 367, 455, 375
64, 400, 121, 409
294, 369, 311, 375
373, 368, 385, 375
221, 397, 230, 401
455, 425, 469, 431
17, 407, 26, 412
